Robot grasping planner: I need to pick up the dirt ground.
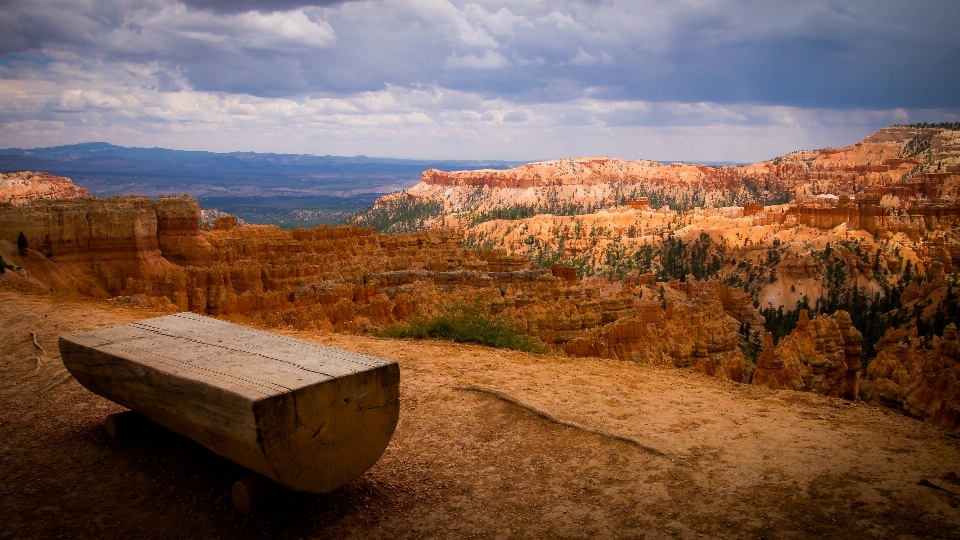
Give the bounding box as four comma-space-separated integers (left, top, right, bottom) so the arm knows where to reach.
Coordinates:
2, 284, 960, 539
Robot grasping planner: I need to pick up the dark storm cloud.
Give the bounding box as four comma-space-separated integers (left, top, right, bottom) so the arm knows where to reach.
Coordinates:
1, 0, 959, 112
299, 0, 959, 110
589, 2, 960, 109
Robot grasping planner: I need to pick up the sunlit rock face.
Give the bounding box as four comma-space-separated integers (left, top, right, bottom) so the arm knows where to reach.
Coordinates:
752, 310, 863, 399
0, 172, 90, 206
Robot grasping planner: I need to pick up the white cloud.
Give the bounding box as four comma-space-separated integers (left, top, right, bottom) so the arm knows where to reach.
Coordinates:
568, 47, 612, 66
445, 50, 509, 70
390, 0, 499, 49
538, 11, 582, 31
110, 6, 337, 52
4, 61, 956, 162
54, 90, 126, 112
463, 4, 533, 36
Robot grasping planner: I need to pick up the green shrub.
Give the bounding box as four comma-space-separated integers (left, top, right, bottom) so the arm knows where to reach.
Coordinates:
376, 302, 546, 353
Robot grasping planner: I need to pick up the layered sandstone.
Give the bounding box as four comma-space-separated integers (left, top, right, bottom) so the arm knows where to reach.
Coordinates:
157, 195, 212, 265
381, 127, 960, 224
0, 196, 178, 298
752, 310, 863, 398
421, 158, 735, 190
0, 172, 90, 206
558, 279, 753, 383
859, 324, 960, 430
407, 159, 745, 217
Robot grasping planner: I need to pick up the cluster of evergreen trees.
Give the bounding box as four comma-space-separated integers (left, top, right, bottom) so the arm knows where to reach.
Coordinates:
470, 205, 540, 225
534, 230, 728, 282
351, 197, 444, 233
651, 232, 724, 282
896, 122, 960, 130
753, 241, 959, 367
901, 132, 933, 158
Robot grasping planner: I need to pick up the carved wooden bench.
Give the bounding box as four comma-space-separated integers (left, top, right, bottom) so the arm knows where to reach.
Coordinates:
59, 313, 400, 502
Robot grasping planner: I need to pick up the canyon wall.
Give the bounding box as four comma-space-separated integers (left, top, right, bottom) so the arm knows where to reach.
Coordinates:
379, 127, 957, 222
0, 196, 177, 298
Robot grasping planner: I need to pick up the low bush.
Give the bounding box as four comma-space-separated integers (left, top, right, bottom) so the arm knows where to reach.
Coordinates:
376, 302, 546, 353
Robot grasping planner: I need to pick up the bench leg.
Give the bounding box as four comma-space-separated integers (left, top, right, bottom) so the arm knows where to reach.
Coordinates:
232, 475, 281, 514
104, 410, 147, 440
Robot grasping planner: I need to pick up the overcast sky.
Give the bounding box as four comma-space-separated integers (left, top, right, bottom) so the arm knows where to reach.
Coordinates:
1, 0, 958, 162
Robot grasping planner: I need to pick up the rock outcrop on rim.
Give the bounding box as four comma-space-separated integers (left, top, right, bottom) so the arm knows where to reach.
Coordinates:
0, 172, 89, 206
859, 323, 960, 430
369, 126, 960, 221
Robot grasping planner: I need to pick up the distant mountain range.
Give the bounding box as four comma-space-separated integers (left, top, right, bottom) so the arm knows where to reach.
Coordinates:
0, 142, 526, 199
0, 142, 528, 227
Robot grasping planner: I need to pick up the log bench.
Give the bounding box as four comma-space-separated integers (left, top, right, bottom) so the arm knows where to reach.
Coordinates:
59, 312, 400, 501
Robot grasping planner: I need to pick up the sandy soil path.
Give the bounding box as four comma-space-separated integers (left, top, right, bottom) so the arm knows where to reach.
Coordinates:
1, 284, 959, 539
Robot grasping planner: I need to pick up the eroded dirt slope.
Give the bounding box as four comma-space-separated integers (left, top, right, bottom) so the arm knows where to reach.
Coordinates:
2, 285, 959, 539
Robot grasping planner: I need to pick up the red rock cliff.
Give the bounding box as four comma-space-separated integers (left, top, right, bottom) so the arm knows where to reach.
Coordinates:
0, 196, 177, 297
156, 195, 211, 265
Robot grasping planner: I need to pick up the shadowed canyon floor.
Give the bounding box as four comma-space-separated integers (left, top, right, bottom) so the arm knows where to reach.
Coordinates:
2, 285, 960, 539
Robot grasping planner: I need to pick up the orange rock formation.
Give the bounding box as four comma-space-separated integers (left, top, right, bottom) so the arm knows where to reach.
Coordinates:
0, 196, 177, 298
859, 324, 960, 430
752, 310, 863, 398
0, 172, 90, 205
383, 127, 960, 223
560, 279, 752, 382
1, 193, 767, 384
